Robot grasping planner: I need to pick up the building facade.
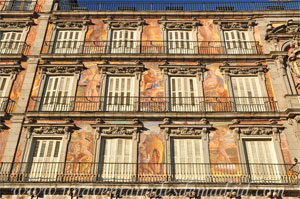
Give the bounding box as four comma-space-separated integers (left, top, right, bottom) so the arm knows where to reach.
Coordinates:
0, 0, 300, 198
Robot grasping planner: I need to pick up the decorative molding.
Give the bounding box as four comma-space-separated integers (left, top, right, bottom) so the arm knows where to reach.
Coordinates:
266, 19, 300, 41
98, 63, 146, 80
39, 63, 86, 75
0, 20, 35, 31
158, 18, 201, 31
229, 121, 284, 140
213, 20, 256, 31
91, 121, 143, 141
219, 62, 268, 75
160, 119, 212, 140
23, 121, 78, 140
51, 19, 91, 30
0, 64, 23, 75
0, 123, 8, 132
159, 63, 206, 75
104, 18, 146, 31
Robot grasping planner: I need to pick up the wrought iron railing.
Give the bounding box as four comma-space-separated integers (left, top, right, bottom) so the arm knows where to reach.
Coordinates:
41, 41, 263, 55
0, 1, 36, 11
28, 96, 278, 112
0, 162, 298, 184
0, 97, 16, 113
57, 1, 300, 12
0, 42, 30, 55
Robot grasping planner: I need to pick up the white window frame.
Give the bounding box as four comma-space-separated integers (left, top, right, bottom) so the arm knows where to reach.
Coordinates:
92, 122, 143, 182
0, 31, 23, 54
52, 30, 82, 54
104, 19, 145, 54
21, 122, 77, 182
158, 19, 200, 55
230, 122, 285, 184
223, 30, 254, 54
160, 121, 212, 182
34, 64, 83, 112
98, 64, 145, 112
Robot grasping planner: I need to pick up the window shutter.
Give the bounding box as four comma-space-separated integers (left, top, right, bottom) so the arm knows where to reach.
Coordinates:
111, 30, 138, 53
170, 77, 198, 111
168, 30, 193, 54
224, 30, 250, 54
0, 32, 22, 54
106, 76, 135, 111
0, 76, 9, 97
55, 30, 81, 53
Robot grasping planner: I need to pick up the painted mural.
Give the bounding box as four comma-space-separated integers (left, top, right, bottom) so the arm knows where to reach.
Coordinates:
0, 121, 11, 162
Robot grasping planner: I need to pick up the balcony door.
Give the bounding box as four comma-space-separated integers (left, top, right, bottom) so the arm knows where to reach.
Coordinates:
0, 32, 22, 54
0, 77, 9, 111
28, 139, 62, 182
100, 138, 133, 182
105, 76, 135, 111
224, 30, 253, 54
167, 31, 195, 54
170, 77, 199, 112
171, 138, 206, 182
41, 76, 74, 111
53, 30, 82, 54
243, 139, 282, 183
110, 30, 138, 54
231, 76, 266, 112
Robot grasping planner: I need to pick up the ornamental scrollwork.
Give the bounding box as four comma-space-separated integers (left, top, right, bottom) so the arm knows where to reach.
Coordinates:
53, 20, 90, 30
102, 126, 138, 135
265, 19, 300, 41
214, 20, 255, 31
171, 128, 202, 136
0, 20, 34, 30
39, 64, 86, 75
0, 65, 23, 75
158, 19, 201, 31
98, 64, 146, 75
219, 62, 267, 75
159, 65, 206, 75
104, 18, 146, 30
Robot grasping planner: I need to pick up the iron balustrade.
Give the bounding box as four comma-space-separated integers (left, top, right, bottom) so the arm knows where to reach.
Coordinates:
28, 96, 278, 112
57, 1, 300, 12
0, 162, 298, 184
41, 41, 263, 55
0, 97, 16, 113
0, 42, 30, 55
0, 0, 36, 11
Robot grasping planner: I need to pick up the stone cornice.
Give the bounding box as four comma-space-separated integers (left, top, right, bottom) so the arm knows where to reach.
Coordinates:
103, 17, 146, 30
219, 62, 268, 75
213, 20, 256, 31
158, 18, 201, 31
266, 19, 300, 41
0, 19, 35, 31
51, 19, 91, 30
159, 63, 206, 75
0, 64, 23, 75
39, 63, 86, 75
98, 62, 146, 75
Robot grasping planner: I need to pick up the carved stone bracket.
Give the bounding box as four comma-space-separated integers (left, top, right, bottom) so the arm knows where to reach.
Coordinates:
229, 120, 284, 141
0, 64, 23, 75
0, 19, 35, 31
98, 63, 146, 80
158, 18, 201, 31
266, 19, 300, 41
39, 63, 86, 75
160, 119, 213, 141
213, 20, 256, 31
104, 18, 146, 31
91, 121, 143, 141
219, 62, 268, 75
159, 64, 206, 76
51, 19, 91, 30
23, 121, 78, 140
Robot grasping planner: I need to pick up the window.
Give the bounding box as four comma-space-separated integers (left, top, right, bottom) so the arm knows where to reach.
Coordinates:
0, 32, 22, 54
231, 76, 266, 111
168, 30, 195, 54
41, 76, 74, 111
243, 139, 281, 183
100, 138, 133, 181
53, 30, 82, 54
224, 30, 253, 54
171, 138, 205, 181
10, 0, 33, 11
105, 76, 135, 111
28, 138, 62, 181
170, 77, 199, 112
110, 30, 138, 53
0, 76, 9, 111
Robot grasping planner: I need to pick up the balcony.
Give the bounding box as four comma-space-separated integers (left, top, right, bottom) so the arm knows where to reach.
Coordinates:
28, 96, 278, 113
41, 41, 263, 55
0, 97, 16, 115
0, 1, 37, 11
56, 1, 300, 12
0, 42, 30, 59
0, 162, 298, 184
